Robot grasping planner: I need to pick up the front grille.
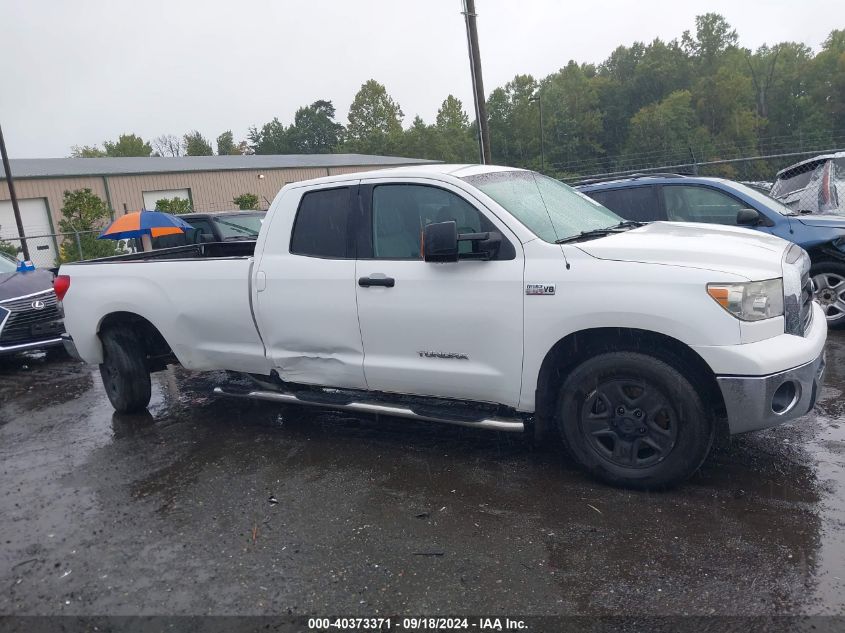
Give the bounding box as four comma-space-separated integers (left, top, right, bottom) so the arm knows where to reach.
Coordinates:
0, 291, 64, 347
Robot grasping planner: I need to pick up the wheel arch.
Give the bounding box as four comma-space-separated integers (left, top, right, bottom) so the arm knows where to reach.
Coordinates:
533, 327, 727, 440
98, 311, 176, 372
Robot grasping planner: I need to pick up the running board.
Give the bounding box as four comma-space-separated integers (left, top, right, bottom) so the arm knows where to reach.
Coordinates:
212, 387, 525, 433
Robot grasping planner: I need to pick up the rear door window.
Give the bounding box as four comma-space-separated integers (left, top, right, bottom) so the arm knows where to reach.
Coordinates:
290, 187, 352, 258
587, 186, 663, 221
661, 185, 745, 225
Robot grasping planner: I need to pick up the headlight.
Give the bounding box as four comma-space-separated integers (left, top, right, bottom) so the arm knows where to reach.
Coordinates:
707, 279, 784, 321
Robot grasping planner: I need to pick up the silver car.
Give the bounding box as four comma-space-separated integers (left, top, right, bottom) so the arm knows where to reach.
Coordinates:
771, 152, 844, 215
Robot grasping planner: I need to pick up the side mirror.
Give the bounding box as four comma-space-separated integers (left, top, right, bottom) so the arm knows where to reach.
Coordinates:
199, 233, 215, 243
736, 208, 761, 226
423, 221, 459, 262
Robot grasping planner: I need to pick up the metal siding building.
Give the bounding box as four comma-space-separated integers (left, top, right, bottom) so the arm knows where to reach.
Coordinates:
0, 154, 437, 239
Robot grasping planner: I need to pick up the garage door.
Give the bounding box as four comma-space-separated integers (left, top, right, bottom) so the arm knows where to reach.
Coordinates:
142, 188, 191, 211
0, 198, 58, 267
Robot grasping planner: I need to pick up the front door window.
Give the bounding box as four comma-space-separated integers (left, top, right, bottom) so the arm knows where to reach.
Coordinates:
662, 185, 744, 225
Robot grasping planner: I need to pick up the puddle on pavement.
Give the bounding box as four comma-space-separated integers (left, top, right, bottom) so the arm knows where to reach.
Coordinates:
1, 335, 844, 615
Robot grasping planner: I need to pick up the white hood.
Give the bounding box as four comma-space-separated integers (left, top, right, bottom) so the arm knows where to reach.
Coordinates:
575, 221, 787, 280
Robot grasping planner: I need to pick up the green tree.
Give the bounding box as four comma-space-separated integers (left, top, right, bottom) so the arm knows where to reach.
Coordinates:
248, 118, 292, 154
154, 197, 192, 214
541, 62, 605, 172
57, 188, 117, 262
433, 95, 476, 163
760, 42, 820, 143
216, 130, 236, 155
0, 240, 19, 258
682, 13, 739, 74
183, 130, 214, 156
232, 193, 259, 210
70, 145, 107, 158
287, 100, 344, 153
809, 30, 845, 136
103, 134, 152, 157
345, 80, 404, 154
486, 74, 539, 167
624, 90, 712, 162
399, 116, 441, 160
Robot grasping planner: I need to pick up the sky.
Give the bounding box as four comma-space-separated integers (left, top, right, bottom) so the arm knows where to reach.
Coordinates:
0, 0, 838, 158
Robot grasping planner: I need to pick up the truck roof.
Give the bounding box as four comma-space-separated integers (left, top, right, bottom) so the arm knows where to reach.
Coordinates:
287, 164, 525, 188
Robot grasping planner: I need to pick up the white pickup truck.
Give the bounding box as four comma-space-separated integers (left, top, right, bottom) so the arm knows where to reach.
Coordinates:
57, 165, 827, 488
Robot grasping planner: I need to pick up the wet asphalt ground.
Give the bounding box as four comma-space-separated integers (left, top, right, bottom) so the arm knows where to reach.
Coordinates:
0, 335, 844, 620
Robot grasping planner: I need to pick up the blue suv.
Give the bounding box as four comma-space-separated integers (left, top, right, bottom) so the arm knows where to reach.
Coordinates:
577, 174, 845, 327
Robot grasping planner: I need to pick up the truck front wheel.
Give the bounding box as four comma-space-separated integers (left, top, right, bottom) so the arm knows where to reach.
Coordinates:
556, 352, 713, 489
99, 326, 151, 413
811, 261, 845, 328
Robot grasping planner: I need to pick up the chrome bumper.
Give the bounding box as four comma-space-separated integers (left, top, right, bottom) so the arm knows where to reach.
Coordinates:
717, 350, 826, 434
61, 333, 83, 361
0, 337, 63, 356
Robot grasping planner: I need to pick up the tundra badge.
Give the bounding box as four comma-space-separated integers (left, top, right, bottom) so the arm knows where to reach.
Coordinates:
418, 351, 469, 360
526, 283, 556, 296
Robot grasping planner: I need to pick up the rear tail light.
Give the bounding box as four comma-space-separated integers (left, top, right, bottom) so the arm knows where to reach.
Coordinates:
820, 161, 833, 209
54, 275, 70, 301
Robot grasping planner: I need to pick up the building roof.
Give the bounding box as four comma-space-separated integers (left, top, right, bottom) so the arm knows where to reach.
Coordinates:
1, 154, 439, 180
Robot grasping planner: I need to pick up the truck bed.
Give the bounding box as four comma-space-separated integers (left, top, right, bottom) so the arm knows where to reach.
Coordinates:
74, 240, 256, 264
59, 239, 270, 375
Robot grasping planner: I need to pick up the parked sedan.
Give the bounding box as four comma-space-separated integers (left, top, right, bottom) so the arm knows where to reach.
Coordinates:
0, 253, 65, 355
577, 174, 845, 327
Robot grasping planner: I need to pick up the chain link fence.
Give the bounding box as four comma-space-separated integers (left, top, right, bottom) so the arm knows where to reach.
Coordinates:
1, 200, 271, 270
0, 230, 134, 270
563, 148, 845, 215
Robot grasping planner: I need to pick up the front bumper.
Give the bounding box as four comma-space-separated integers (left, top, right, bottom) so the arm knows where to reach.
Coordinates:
0, 337, 63, 356
718, 349, 826, 434
60, 333, 83, 361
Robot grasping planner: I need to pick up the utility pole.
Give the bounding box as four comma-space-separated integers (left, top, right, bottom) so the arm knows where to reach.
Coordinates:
0, 124, 29, 260
462, 0, 491, 164
530, 93, 545, 173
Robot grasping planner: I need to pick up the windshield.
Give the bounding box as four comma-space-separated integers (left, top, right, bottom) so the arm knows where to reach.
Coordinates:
462, 170, 622, 242
213, 213, 264, 239
0, 253, 18, 273
732, 181, 798, 216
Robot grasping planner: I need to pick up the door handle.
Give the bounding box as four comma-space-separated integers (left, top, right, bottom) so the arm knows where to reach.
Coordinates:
358, 276, 395, 288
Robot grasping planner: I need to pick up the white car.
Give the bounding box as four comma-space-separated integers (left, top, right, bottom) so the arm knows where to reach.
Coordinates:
56, 165, 827, 489
771, 152, 844, 215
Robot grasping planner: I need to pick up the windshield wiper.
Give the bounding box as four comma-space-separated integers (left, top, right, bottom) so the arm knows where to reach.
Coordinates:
554, 220, 644, 244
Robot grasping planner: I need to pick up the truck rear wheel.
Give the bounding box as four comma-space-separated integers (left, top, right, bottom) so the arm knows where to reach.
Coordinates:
556, 352, 713, 490
99, 326, 151, 413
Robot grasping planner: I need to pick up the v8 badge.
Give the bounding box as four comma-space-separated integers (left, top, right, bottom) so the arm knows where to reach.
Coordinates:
526, 283, 556, 296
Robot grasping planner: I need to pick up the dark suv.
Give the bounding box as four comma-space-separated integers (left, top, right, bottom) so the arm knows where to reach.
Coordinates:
577, 174, 845, 327
0, 253, 65, 355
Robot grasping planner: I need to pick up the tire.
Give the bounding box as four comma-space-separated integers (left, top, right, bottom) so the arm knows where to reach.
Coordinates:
556, 352, 713, 490
99, 326, 151, 413
811, 261, 845, 329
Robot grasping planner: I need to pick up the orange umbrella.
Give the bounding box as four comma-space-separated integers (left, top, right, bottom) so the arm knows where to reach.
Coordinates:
98, 210, 192, 240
